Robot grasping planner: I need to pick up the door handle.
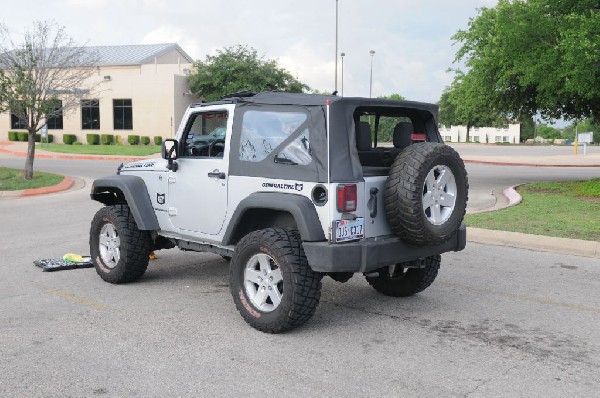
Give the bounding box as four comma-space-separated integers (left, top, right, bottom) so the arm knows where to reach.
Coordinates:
208, 171, 226, 179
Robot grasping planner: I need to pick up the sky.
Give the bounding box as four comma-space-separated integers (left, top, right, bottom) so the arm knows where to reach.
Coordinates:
1, 0, 498, 104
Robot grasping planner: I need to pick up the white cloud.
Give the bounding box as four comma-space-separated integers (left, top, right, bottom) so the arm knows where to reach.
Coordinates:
1, 0, 499, 103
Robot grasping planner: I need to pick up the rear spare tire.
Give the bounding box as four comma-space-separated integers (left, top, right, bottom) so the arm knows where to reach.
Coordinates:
384, 142, 468, 246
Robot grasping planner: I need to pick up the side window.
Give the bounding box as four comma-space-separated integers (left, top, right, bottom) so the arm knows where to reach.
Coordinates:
239, 110, 312, 165
182, 111, 228, 157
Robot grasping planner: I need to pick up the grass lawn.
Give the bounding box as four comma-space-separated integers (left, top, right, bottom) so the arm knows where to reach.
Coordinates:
465, 179, 600, 242
0, 167, 64, 191
37, 143, 161, 156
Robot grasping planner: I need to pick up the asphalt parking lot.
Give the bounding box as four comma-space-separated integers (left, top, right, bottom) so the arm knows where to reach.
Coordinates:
1, 181, 599, 397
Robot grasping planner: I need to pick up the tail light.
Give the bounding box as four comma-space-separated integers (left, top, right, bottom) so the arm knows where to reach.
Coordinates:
337, 184, 357, 212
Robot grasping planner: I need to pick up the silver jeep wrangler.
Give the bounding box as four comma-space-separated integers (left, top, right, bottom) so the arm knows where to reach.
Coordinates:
90, 92, 468, 333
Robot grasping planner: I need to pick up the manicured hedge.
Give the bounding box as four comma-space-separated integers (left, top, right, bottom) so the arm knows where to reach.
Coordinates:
101, 134, 114, 145
8, 131, 18, 141
127, 135, 140, 145
141, 136, 150, 145
63, 134, 77, 145
87, 134, 100, 145
17, 132, 28, 142
47, 134, 54, 143
154, 136, 163, 146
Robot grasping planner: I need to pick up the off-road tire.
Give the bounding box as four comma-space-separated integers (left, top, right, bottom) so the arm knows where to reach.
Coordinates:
230, 228, 322, 333
385, 142, 468, 246
89, 205, 153, 283
366, 255, 440, 297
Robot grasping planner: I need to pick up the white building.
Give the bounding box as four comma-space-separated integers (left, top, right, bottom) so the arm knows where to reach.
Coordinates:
439, 124, 521, 143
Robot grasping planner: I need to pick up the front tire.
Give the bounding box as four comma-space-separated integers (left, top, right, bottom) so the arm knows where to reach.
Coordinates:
230, 229, 322, 333
89, 205, 152, 283
365, 255, 440, 297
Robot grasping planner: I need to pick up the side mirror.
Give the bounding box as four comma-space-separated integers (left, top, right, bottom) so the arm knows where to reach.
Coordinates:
162, 139, 179, 171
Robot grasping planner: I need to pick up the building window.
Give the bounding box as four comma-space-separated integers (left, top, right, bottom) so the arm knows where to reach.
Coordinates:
46, 101, 63, 129
81, 99, 100, 130
495, 136, 502, 142
11, 113, 27, 129
444, 136, 452, 142
503, 136, 509, 142
113, 99, 132, 130
472, 136, 480, 143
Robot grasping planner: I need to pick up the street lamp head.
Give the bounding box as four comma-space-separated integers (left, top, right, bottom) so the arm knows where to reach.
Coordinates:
370, 50, 375, 56
341, 52, 345, 57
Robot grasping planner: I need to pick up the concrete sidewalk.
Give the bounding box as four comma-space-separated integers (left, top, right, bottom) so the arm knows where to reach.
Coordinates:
463, 154, 600, 167
1, 140, 598, 258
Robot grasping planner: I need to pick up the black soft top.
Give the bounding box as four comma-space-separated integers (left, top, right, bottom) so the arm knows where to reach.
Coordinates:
206, 92, 441, 182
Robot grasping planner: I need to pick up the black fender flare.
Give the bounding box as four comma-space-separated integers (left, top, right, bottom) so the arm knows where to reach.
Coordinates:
222, 193, 326, 245
90, 175, 160, 231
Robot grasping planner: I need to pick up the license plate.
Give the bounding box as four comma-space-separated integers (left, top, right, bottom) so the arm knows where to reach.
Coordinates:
334, 218, 364, 242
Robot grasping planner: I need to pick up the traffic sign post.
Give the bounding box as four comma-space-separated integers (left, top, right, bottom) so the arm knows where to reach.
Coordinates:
40, 124, 48, 147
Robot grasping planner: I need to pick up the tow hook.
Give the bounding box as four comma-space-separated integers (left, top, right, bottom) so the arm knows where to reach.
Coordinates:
368, 187, 379, 218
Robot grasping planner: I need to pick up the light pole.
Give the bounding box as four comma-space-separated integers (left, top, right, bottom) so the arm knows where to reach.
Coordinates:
334, 0, 339, 93
340, 52, 345, 96
369, 50, 375, 98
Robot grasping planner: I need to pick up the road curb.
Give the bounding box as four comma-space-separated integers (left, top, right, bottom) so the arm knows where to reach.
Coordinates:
467, 227, 600, 258
21, 176, 74, 196
464, 159, 600, 168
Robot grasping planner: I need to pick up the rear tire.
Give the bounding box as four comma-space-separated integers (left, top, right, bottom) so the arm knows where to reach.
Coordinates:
230, 228, 322, 333
89, 205, 152, 284
365, 255, 440, 297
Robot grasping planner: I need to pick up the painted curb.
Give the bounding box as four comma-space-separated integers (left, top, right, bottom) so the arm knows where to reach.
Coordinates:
468, 227, 600, 258
502, 185, 522, 207
21, 177, 74, 196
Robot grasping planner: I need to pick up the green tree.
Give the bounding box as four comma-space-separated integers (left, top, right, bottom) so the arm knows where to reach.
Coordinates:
453, 0, 600, 124
537, 125, 561, 139
373, 93, 406, 142
188, 45, 309, 102
563, 119, 600, 143
0, 21, 99, 179
518, 115, 535, 141
438, 71, 503, 142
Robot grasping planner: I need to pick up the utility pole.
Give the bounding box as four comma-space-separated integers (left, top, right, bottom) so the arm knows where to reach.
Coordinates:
335, 0, 339, 93
369, 50, 375, 98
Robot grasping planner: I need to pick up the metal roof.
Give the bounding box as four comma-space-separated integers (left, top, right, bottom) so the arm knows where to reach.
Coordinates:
85, 43, 193, 66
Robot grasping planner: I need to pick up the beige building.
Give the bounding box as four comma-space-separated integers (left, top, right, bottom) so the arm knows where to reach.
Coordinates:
439, 124, 521, 144
0, 43, 197, 143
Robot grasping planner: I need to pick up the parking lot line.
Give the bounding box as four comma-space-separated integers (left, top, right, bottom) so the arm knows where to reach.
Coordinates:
44, 288, 109, 310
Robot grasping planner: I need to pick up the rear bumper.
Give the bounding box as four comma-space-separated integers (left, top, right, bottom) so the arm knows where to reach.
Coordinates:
303, 224, 466, 273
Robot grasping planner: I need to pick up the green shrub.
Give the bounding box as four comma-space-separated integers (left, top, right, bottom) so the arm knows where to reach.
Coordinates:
115, 135, 122, 145
154, 136, 163, 146
101, 134, 114, 145
86, 134, 100, 145
8, 131, 18, 141
63, 134, 77, 145
34, 134, 41, 142
73, 141, 83, 146
47, 134, 54, 143
127, 135, 140, 145
141, 136, 150, 145
17, 132, 28, 142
